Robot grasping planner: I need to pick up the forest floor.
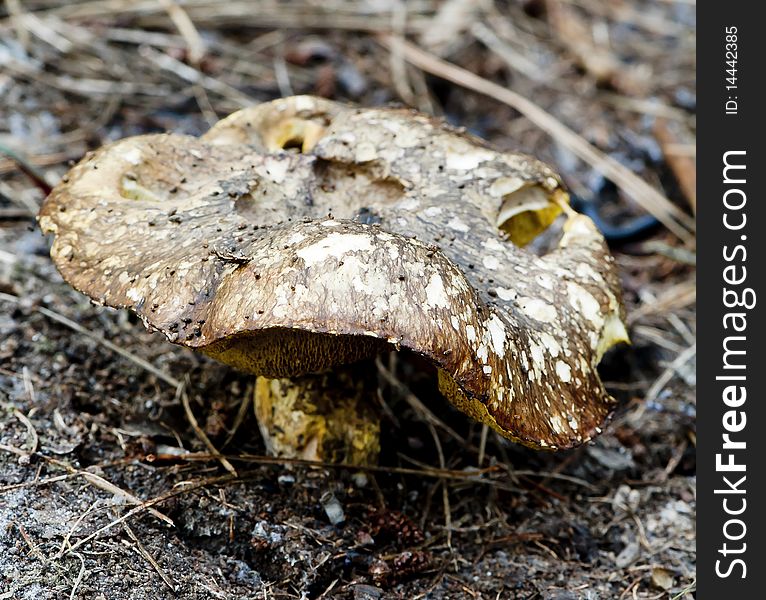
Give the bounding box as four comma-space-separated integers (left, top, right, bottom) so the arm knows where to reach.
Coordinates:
0, 1, 695, 598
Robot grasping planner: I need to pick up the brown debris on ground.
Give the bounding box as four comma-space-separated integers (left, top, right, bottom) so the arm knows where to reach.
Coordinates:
1, 1, 695, 598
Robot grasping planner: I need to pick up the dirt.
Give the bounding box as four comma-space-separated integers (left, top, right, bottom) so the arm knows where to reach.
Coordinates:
1, 1, 695, 598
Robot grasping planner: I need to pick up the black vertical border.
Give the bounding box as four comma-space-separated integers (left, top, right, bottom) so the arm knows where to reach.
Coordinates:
698, 3, 764, 597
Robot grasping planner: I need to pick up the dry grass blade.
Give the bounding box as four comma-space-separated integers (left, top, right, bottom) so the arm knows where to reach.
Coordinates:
471, 22, 546, 82
12, 521, 47, 563
477, 424, 489, 467
0, 142, 53, 196
644, 343, 696, 404
13, 408, 39, 455
0, 473, 71, 493
599, 91, 693, 123
158, 0, 206, 65
36, 305, 181, 387
146, 450, 503, 483
221, 383, 253, 449
62, 473, 238, 556
627, 279, 696, 325
547, 0, 620, 86
654, 118, 697, 213
27, 0, 432, 32
1, 55, 172, 97
178, 379, 238, 476
377, 35, 695, 242
82, 472, 175, 527
138, 46, 254, 106
0, 148, 86, 177
375, 357, 473, 450
5, 0, 30, 47
123, 523, 178, 592
16, 12, 73, 53
68, 553, 87, 600
389, 0, 417, 105
43, 456, 175, 527
0, 443, 28, 457
426, 423, 453, 549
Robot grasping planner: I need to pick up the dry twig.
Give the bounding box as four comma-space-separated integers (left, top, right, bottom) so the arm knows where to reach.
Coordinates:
123, 522, 178, 592
644, 343, 697, 404
178, 378, 238, 476
375, 357, 473, 450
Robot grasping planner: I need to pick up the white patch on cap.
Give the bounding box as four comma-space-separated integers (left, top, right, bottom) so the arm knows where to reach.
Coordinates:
567, 282, 603, 326
263, 156, 289, 183
495, 287, 515, 301
539, 332, 561, 357
355, 142, 378, 162
445, 148, 494, 170
399, 197, 420, 211
555, 360, 572, 383
575, 263, 600, 281
488, 176, 525, 197
476, 344, 489, 363
549, 414, 565, 434
286, 232, 306, 245
424, 273, 450, 309
568, 414, 579, 430
517, 297, 556, 324
297, 233, 373, 265
535, 274, 554, 290
486, 315, 506, 358
123, 147, 142, 165
447, 217, 469, 232
482, 256, 500, 270
529, 342, 545, 367
482, 238, 506, 252
293, 96, 315, 110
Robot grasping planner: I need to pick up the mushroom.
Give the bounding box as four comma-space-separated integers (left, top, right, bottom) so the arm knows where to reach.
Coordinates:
38, 95, 628, 462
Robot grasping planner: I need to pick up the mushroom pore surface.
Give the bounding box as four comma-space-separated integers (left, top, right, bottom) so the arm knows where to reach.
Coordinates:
39, 95, 628, 450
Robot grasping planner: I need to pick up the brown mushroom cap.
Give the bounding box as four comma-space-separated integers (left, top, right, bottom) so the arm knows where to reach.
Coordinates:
39, 95, 628, 450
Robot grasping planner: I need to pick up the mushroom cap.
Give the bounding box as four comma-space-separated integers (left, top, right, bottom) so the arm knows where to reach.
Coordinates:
39, 95, 628, 450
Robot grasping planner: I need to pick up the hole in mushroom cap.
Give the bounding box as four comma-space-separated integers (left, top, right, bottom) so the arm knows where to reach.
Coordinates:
232, 192, 261, 221
264, 117, 326, 153
311, 159, 406, 219
496, 183, 564, 247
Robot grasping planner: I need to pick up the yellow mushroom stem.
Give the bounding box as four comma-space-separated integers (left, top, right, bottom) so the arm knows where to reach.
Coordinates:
253, 362, 381, 466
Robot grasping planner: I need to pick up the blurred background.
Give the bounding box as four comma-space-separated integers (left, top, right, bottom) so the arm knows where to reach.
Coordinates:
1, 1, 696, 598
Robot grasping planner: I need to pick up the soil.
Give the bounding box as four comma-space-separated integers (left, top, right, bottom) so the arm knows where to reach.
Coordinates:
1, 1, 695, 598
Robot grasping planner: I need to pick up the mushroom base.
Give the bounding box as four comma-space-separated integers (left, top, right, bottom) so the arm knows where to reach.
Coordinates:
253, 362, 380, 465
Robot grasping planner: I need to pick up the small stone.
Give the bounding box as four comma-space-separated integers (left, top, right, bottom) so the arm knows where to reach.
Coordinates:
277, 472, 295, 486
651, 567, 674, 590
615, 540, 640, 568
320, 491, 345, 525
